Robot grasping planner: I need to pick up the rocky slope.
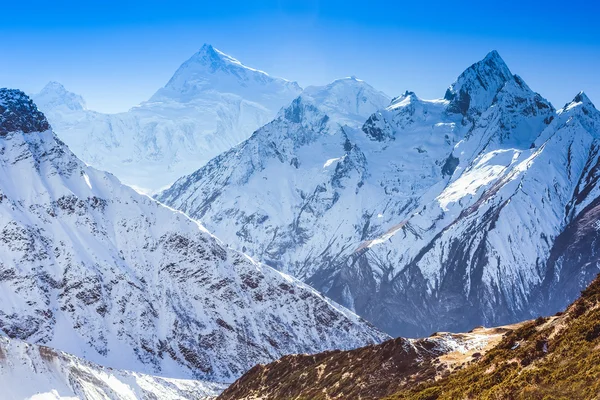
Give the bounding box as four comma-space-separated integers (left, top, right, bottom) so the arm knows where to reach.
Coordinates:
0, 88, 387, 384
158, 50, 600, 337
0, 335, 225, 400
218, 324, 519, 400
33, 44, 302, 193
218, 273, 600, 400
390, 273, 600, 400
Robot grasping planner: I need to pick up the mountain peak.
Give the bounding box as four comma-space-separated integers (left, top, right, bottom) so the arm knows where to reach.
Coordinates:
563, 91, 597, 112
199, 43, 216, 53
193, 44, 247, 70
444, 50, 513, 117
176, 43, 278, 81
0, 88, 50, 136
560, 91, 600, 132
571, 91, 594, 107
151, 45, 301, 103
35, 81, 86, 111
42, 81, 67, 92
483, 49, 504, 63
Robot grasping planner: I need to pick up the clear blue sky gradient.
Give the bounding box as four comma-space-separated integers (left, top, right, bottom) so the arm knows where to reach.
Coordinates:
2, 0, 599, 113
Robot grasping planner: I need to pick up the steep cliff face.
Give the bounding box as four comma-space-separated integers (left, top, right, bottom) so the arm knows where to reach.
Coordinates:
33, 45, 302, 193
159, 51, 600, 337
0, 88, 387, 384
533, 93, 600, 314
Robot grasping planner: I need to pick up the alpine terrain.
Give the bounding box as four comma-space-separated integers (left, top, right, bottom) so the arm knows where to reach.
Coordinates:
158, 50, 600, 337
219, 273, 600, 400
33, 44, 302, 193
0, 88, 387, 388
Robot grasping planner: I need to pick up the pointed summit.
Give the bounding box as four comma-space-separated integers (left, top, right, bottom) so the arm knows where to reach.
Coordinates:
150, 44, 301, 103
34, 81, 86, 111
569, 91, 595, 108
445, 50, 514, 117
192, 43, 245, 71
0, 89, 50, 136
42, 81, 67, 91
389, 90, 418, 106
560, 91, 600, 133
198, 43, 216, 54
563, 91, 597, 113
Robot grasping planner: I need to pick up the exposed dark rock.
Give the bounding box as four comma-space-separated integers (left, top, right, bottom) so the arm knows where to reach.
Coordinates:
441, 154, 459, 177
0, 89, 50, 135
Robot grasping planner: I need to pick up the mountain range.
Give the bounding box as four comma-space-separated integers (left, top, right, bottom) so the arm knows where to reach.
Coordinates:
0, 88, 386, 390
33, 44, 302, 194
158, 50, 600, 338
4, 45, 600, 399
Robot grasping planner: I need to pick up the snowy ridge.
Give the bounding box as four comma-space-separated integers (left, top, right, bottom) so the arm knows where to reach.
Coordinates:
299, 77, 391, 128
0, 88, 387, 383
0, 335, 224, 400
33, 45, 302, 193
159, 51, 600, 337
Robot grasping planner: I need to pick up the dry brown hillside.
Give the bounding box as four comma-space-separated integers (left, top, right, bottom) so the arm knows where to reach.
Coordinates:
218, 274, 600, 400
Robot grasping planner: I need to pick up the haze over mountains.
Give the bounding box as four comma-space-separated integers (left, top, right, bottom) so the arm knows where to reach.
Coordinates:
33, 44, 302, 194
3, 44, 600, 399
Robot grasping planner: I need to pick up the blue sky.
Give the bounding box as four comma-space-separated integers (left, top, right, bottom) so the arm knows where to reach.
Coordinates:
2, 0, 599, 113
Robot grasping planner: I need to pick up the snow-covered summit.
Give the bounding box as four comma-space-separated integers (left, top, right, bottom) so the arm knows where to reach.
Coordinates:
178, 44, 272, 78
555, 91, 600, 139
150, 44, 301, 105
562, 91, 598, 115
35, 81, 87, 111
444, 50, 514, 116
33, 46, 303, 193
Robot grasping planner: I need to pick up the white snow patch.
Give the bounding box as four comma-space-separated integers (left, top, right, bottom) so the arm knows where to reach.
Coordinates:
323, 157, 343, 168
82, 173, 92, 189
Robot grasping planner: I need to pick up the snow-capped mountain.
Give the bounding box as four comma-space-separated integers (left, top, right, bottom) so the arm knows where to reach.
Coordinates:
0, 335, 225, 399
33, 44, 302, 194
0, 88, 387, 384
156, 76, 391, 275
33, 81, 87, 112
158, 51, 600, 337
